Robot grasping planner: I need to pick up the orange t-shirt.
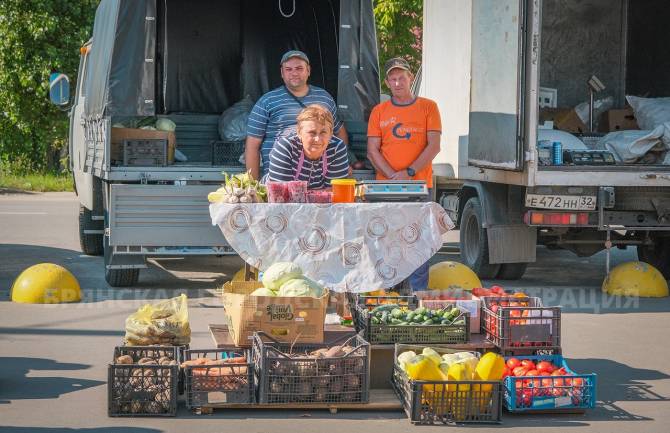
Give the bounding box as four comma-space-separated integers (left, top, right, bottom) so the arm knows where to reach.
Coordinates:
367, 97, 442, 187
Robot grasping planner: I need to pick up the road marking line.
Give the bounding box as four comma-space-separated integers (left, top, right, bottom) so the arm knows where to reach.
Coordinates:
0, 211, 48, 215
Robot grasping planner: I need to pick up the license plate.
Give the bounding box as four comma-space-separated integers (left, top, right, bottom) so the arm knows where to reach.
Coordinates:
525, 194, 596, 211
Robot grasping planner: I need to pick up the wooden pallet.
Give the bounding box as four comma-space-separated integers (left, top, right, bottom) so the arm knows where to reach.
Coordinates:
191, 389, 402, 415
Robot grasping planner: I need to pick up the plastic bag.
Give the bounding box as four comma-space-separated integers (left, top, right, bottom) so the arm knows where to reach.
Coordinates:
626, 96, 670, 130
124, 294, 191, 346
575, 96, 613, 125
219, 96, 254, 141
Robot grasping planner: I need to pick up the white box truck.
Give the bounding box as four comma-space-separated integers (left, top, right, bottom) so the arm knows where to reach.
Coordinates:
421, 0, 670, 279
49, 0, 380, 286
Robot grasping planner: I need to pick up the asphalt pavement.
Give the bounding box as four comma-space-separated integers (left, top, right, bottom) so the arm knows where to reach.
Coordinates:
1, 191, 669, 433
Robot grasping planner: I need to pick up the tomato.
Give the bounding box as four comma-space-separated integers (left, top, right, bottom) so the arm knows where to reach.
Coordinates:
572, 377, 584, 387
490, 285, 505, 295
551, 367, 567, 376
510, 309, 522, 318
525, 369, 539, 376
513, 366, 528, 377
506, 357, 521, 370
520, 360, 536, 370
536, 361, 555, 374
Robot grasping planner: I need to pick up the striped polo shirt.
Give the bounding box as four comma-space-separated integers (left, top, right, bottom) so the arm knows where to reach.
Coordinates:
267, 132, 350, 189
246, 85, 343, 176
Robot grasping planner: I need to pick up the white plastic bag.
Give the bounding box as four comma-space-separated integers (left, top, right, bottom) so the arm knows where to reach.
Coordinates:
219, 96, 254, 141
626, 96, 670, 130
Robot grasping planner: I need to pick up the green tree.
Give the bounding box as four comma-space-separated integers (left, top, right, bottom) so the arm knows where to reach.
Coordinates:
374, 0, 423, 89
0, 0, 97, 173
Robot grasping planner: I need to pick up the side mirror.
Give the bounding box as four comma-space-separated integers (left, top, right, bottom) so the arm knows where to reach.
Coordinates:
49, 72, 70, 106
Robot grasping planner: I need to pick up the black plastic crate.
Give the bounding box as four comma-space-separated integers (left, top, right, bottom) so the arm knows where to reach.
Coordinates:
108, 346, 178, 417
481, 296, 561, 352
392, 364, 502, 424
211, 140, 245, 166
121, 342, 188, 395
184, 348, 254, 408
353, 303, 470, 345
252, 331, 370, 404
391, 344, 501, 424
123, 139, 168, 166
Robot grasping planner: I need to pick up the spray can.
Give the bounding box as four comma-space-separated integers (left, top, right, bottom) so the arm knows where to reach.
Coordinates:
552, 141, 563, 165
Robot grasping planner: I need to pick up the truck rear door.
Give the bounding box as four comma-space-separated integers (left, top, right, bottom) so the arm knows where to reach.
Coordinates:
468, 0, 527, 170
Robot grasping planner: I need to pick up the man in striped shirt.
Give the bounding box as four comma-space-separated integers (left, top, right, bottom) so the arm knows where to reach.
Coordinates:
245, 50, 348, 179
268, 105, 349, 189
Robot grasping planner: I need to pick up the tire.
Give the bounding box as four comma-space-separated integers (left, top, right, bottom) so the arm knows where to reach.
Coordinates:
637, 238, 670, 280
459, 197, 501, 279
105, 267, 140, 287
103, 227, 140, 287
496, 262, 528, 280
78, 205, 103, 256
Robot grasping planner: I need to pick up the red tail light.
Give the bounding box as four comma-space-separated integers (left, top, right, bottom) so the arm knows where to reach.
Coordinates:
524, 211, 591, 226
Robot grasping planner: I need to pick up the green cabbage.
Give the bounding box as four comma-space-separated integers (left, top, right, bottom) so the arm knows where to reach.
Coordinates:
156, 118, 177, 132
262, 262, 303, 291
250, 287, 277, 297
277, 277, 324, 298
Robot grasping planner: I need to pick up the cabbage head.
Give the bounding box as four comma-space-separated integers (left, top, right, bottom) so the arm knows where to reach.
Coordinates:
277, 277, 324, 298
156, 118, 177, 132
262, 262, 303, 291
250, 287, 277, 297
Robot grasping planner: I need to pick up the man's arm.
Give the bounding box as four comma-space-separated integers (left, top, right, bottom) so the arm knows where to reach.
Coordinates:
367, 136, 396, 178
335, 124, 349, 146
245, 136, 263, 180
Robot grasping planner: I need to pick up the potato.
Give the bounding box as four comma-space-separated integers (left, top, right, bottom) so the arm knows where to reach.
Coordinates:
329, 379, 343, 393
137, 357, 156, 365
115, 354, 134, 365
345, 375, 361, 389
314, 386, 329, 402
324, 345, 344, 358
158, 356, 173, 366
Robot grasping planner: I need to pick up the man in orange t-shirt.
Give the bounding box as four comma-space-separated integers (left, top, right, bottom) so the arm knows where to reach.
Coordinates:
367, 57, 442, 188
367, 58, 442, 291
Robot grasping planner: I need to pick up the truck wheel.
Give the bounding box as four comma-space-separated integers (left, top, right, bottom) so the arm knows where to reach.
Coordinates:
78, 205, 103, 256
459, 197, 501, 279
496, 263, 528, 280
105, 267, 140, 287
637, 238, 670, 280
103, 230, 140, 287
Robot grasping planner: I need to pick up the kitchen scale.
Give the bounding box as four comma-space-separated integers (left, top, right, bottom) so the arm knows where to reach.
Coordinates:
357, 180, 429, 202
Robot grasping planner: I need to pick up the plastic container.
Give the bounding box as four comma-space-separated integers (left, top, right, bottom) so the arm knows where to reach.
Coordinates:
481, 296, 561, 353
352, 303, 470, 345
183, 348, 254, 408
266, 181, 289, 203
552, 141, 563, 165
503, 355, 596, 412
287, 180, 308, 203
306, 190, 333, 203
252, 331, 370, 404
108, 346, 179, 417
391, 344, 502, 424
331, 179, 357, 203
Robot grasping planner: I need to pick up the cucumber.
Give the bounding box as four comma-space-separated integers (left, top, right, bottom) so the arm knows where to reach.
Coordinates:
371, 316, 380, 324
406, 311, 416, 322
414, 307, 426, 316
422, 319, 434, 326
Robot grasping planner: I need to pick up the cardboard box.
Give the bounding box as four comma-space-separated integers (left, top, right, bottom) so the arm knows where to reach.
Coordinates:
418, 296, 482, 334
110, 127, 176, 164
221, 281, 329, 347
539, 108, 587, 134
598, 108, 639, 132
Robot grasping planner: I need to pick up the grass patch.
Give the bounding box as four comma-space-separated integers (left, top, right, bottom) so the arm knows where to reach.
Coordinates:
0, 172, 73, 192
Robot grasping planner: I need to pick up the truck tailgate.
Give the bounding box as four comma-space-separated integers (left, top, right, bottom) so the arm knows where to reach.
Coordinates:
108, 184, 226, 247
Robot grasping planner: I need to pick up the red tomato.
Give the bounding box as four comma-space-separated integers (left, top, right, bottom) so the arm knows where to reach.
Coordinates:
506, 358, 521, 370
491, 285, 505, 295
536, 361, 555, 374
502, 366, 511, 379
540, 378, 554, 388
525, 369, 539, 376
513, 366, 528, 377
510, 309, 522, 318
572, 377, 584, 387
520, 360, 536, 370
551, 367, 567, 376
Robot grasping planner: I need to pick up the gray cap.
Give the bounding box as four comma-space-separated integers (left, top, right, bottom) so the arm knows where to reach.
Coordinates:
384, 57, 411, 76
280, 50, 310, 65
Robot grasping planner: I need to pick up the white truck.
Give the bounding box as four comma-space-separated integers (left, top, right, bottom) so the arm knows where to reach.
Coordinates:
49, 0, 379, 286
421, 0, 670, 279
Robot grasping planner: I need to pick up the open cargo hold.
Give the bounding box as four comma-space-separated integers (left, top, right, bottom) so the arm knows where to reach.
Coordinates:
84, 0, 379, 172
537, 0, 670, 172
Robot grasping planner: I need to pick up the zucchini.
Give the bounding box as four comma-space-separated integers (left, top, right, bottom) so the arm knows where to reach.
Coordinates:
422, 319, 434, 326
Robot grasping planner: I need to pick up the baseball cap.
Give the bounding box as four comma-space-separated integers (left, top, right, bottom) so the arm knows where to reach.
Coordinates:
384, 57, 411, 76
280, 50, 310, 65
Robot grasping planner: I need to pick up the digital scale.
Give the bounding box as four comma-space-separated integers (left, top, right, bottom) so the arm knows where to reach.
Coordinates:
357, 180, 429, 202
